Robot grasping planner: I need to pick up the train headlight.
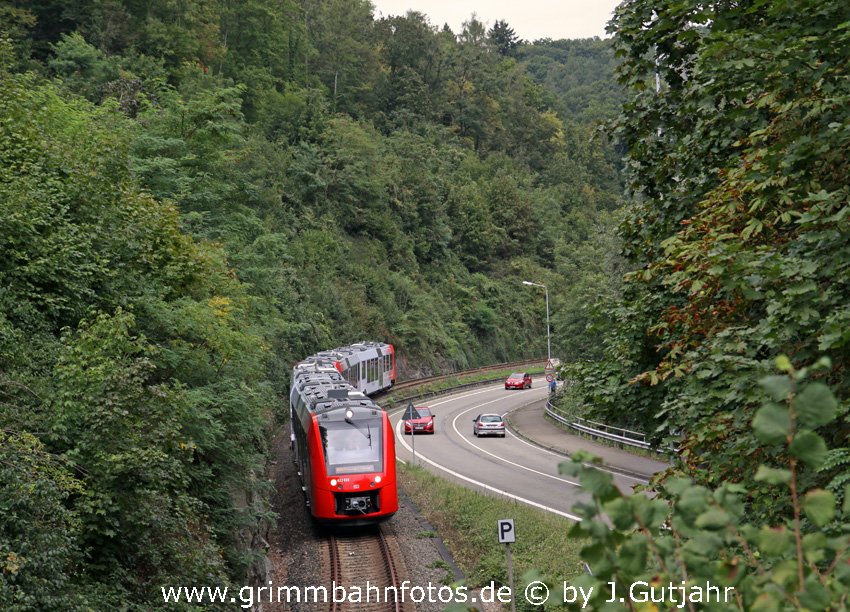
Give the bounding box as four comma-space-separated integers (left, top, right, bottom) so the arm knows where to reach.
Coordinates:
374, 476, 382, 484
330, 479, 337, 487
345, 408, 354, 420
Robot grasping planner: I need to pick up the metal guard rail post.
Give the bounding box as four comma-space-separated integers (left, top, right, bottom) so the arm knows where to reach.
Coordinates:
545, 397, 678, 454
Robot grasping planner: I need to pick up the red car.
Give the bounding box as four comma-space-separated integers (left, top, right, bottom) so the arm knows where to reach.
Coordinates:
505, 372, 532, 390
404, 406, 435, 434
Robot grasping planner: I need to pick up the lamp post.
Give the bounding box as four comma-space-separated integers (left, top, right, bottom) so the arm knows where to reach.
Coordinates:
522, 281, 550, 362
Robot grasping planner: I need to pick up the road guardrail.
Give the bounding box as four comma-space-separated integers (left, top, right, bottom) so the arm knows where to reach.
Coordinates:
545, 397, 679, 454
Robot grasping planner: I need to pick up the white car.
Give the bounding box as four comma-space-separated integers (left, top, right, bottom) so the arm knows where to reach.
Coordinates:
472, 414, 506, 438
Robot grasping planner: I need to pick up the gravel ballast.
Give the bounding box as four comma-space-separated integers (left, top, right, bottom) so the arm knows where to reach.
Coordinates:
265, 428, 468, 612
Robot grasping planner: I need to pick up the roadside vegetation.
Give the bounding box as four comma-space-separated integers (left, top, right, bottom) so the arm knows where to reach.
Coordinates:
549, 1, 850, 608
556, 0, 850, 520
398, 464, 586, 610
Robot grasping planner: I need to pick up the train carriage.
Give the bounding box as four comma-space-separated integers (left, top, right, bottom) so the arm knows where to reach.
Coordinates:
309, 341, 396, 395
290, 342, 397, 523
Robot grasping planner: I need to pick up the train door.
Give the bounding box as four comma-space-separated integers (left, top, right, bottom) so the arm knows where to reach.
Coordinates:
382, 353, 391, 388
290, 395, 313, 506
367, 356, 378, 394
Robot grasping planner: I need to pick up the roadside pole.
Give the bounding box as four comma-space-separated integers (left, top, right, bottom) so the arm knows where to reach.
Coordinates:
498, 519, 517, 612
403, 402, 419, 467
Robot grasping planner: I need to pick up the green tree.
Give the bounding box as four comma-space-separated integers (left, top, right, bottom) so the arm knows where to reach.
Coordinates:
304, 0, 378, 114
373, 12, 443, 126
1, 61, 271, 603
0, 432, 86, 610
558, 360, 850, 610
563, 0, 850, 511
488, 19, 519, 57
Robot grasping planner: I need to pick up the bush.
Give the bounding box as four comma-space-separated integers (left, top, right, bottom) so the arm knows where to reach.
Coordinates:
557, 356, 849, 610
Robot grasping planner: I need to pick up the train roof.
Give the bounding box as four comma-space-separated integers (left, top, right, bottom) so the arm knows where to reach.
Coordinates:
293, 357, 340, 372
291, 367, 381, 413
290, 341, 392, 415
308, 341, 392, 363
291, 371, 344, 387
295, 382, 378, 415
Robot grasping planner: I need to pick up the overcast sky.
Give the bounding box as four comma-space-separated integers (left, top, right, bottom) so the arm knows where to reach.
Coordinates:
369, 0, 621, 41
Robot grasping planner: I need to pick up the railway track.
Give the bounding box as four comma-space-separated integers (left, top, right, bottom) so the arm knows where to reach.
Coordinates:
388, 358, 544, 394
324, 524, 412, 612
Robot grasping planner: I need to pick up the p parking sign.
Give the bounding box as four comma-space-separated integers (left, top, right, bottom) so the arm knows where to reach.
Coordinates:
498, 519, 516, 543
498, 519, 517, 612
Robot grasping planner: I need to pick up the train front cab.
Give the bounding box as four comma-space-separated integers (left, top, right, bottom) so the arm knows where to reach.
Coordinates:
308, 405, 398, 524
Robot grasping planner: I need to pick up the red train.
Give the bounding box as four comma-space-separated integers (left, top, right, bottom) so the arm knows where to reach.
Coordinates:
290, 342, 398, 523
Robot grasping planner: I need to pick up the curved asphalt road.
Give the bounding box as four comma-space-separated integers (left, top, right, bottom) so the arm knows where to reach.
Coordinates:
389, 378, 649, 520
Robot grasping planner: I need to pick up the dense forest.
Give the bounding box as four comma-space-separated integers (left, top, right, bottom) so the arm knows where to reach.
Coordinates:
3, 0, 848, 608
0, 0, 622, 607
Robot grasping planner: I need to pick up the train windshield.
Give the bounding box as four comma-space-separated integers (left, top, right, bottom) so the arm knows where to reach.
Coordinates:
320, 419, 383, 475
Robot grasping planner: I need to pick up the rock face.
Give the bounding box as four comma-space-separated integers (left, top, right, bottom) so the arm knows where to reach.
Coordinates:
231, 472, 274, 611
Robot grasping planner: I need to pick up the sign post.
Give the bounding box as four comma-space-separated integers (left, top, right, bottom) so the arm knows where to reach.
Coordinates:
498, 519, 517, 612
403, 403, 419, 466
545, 358, 558, 396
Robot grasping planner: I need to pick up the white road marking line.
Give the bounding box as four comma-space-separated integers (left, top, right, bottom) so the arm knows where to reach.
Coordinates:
504, 426, 650, 483
388, 387, 499, 419
448, 398, 581, 488
391, 384, 650, 484
393, 418, 580, 521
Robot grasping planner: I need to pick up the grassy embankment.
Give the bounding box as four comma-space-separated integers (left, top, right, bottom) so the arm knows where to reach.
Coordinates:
397, 463, 586, 608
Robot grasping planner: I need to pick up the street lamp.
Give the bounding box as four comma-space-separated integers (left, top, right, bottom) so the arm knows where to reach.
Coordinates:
522, 280, 550, 362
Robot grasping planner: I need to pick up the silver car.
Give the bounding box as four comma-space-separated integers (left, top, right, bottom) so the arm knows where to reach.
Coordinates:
472, 413, 506, 438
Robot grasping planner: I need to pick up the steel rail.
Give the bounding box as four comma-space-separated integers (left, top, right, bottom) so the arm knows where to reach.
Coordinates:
325, 526, 404, 612
329, 534, 342, 612
378, 526, 402, 612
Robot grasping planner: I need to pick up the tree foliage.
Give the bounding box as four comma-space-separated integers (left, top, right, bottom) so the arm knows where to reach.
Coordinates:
559, 361, 850, 610
0, 0, 625, 604
561, 0, 850, 519
0, 63, 268, 607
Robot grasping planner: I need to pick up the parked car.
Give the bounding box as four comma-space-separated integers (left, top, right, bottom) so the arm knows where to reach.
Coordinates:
472, 414, 506, 437
404, 406, 435, 434
504, 372, 532, 390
